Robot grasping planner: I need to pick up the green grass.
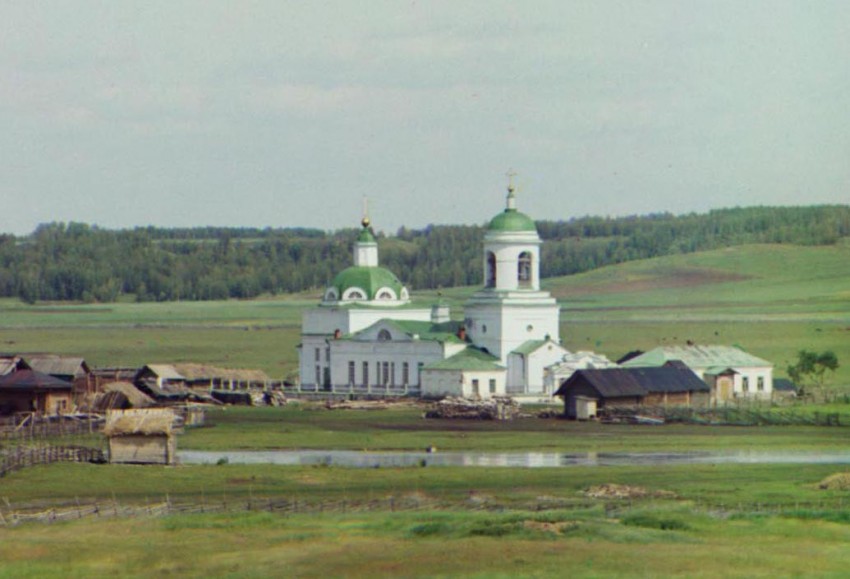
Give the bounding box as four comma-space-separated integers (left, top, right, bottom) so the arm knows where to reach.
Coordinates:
4, 462, 850, 577
1, 242, 849, 386
180, 404, 850, 452
0, 243, 848, 385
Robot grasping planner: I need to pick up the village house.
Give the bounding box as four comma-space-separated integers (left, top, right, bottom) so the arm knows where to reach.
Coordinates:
0, 369, 74, 415
26, 355, 93, 398
555, 366, 711, 420
620, 344, 774, 404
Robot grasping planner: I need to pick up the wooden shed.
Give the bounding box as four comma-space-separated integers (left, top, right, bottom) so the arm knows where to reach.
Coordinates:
555, 367, 710, 419
103, 409, 177, 465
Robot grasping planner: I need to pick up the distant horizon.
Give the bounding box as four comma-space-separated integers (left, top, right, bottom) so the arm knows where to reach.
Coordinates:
8, 200, 849, 238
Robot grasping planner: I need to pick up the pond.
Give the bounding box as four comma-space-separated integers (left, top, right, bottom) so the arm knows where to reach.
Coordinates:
178, 449, 850, 468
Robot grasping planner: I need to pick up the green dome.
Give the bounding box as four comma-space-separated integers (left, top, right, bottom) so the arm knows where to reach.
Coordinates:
330, 266, 406, 301
487, 209, 537, 232
357, 227, 376, 243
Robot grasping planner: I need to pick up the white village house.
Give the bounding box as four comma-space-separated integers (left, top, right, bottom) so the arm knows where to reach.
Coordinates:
620, 344, 774, 403
297, 182, 567, 400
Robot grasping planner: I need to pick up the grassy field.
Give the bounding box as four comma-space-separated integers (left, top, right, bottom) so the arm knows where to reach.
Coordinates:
0, 243, 847, 386
179, 404, 850, 452
3, 459, 850, 577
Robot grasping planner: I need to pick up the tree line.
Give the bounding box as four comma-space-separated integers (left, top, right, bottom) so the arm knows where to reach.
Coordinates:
1, 205, 848, 303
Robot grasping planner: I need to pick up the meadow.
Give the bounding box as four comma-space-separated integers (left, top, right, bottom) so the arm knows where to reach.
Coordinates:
1, 243, 847, 385
1, 242, 849, 576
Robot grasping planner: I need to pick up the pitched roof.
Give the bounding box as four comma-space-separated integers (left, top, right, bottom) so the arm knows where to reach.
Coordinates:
424, 348, 505, 372
346, 319, 464, 344
773, 378, 798, 392
512, 340, 548, 356
0, 369, 73, 391
555, 367, 709, 398
621, 345, 772, 369
0, 355, 30, 375
26, 355, 89, 377
141, 364, 185, 380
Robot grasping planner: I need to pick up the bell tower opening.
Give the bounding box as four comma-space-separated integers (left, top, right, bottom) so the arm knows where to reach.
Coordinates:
486, 251, 497, 288
518, 251, 532, 288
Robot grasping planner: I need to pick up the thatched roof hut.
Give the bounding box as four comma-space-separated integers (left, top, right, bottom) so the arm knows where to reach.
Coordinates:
104, 409, 177, 465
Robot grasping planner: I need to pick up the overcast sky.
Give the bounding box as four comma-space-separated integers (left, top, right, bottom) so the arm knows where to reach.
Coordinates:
2, 1, 848, 236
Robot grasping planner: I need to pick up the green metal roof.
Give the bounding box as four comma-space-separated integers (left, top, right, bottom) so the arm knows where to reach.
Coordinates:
424, 347, 505, 371
621, 345, 772, 369
511, 340, 548, 356
330, 266, 405, 300
487, 209, 537, 232
389, 320, 464, 343
343, 319, 463, 344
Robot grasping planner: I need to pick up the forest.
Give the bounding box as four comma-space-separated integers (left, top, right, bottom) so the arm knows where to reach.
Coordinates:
1, 205, 848, 303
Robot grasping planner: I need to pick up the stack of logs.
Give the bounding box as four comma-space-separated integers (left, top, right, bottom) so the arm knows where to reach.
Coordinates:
424, 396, 520, 420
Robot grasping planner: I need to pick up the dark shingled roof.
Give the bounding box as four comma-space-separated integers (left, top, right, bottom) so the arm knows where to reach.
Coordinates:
0, 369, 73, 391
554, 367, 709, 398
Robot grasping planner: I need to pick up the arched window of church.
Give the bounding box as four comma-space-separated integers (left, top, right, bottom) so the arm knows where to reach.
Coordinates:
518, 251, 532, 288
486, 251, 497, 288
345, 288, 366, 300
377, 329, 392, 342
377, 291, 392, 300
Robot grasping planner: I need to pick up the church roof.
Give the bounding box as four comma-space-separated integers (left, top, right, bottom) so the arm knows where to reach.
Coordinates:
424, 347, 504, 371
389, 320, 464, 343
511, 340, 549, 356
487, 209, 537, 232
330, 266, 405, 300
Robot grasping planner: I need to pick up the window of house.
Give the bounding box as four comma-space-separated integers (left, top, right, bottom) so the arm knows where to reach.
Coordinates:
390, 362, 395, 386
742, 376, 750, 392
472, 379, 480, 397
377, 291, 393, 300
348, 361, 355, 385
757, 377, 764, 391
417, 362, 424, 385
325, 348, 330, 362
377, 329, 392, 342
362, 362, 369, 386
489, 379, 496, 394
382, 362, 390, 386
402, 362, 409, 385
314, 348, 320, 362
315, 365, 321, 385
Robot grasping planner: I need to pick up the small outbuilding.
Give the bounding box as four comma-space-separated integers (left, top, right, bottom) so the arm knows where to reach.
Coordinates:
555, 366, 711, 419
103, 409, 177, 465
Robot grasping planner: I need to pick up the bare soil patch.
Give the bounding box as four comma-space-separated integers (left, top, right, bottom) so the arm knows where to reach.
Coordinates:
582, 483, 676, 500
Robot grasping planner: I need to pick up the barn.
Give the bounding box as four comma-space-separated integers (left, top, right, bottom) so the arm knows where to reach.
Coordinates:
554, 366, 710, 419
103, 409, 177, 465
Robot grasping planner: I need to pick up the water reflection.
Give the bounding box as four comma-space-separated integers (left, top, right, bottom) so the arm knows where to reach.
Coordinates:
178, 449, 850, 468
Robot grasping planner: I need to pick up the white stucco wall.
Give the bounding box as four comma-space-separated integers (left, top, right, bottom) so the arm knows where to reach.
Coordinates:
421, 369, 506, 399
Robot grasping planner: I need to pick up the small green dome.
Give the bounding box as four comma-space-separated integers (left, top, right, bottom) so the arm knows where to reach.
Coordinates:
357, 227, 376, 243
487, 209, 537, 232
330, 266, 406, 301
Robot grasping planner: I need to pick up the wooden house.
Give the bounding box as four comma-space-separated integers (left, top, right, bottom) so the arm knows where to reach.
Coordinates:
0, 369, 74, 415
26, 355, 93, 398
103, 409, 177, 465
554, 366, 710, 420
134, 364, 192, 402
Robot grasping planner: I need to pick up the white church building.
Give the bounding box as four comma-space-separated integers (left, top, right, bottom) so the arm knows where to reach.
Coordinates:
297, 182, 568, 400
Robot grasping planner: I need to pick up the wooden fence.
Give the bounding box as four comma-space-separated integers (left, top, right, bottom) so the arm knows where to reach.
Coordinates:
0, 416, 102, 442
0, 445, 105, 478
